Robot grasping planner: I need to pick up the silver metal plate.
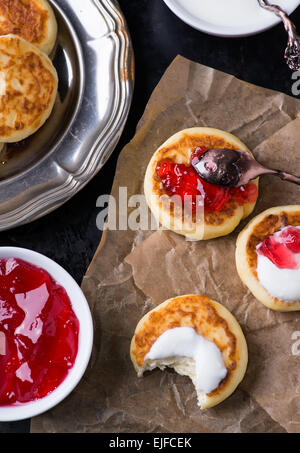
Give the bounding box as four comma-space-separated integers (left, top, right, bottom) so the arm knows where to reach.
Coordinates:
0, 0, 134, 230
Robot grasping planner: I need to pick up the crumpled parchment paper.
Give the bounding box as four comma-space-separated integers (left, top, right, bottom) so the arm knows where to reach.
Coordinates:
31, 56, 300, 433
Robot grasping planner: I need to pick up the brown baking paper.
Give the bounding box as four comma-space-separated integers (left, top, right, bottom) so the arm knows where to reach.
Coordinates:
31, 56, 300, 433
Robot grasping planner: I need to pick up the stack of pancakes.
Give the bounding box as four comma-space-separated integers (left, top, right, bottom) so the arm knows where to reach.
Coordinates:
0, 0, 58, 153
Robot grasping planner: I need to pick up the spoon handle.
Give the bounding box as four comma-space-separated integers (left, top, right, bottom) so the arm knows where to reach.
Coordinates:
276, 170, 300, 185
241, 165, 300, 186
258, 0, 300, 70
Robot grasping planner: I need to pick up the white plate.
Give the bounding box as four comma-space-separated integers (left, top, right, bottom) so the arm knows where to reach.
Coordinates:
163, 0, 300, 37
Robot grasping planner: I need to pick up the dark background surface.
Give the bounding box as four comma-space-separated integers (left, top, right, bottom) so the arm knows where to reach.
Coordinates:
1, 0, 299, 433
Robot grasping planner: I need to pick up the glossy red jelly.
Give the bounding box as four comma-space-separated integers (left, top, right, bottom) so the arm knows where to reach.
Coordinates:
257, 226, 300, 269
156, 146, 258, 213
0, 258, 79, 405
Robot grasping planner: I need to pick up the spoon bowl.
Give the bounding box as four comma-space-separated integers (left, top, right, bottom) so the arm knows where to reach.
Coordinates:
192, 148, 300, 187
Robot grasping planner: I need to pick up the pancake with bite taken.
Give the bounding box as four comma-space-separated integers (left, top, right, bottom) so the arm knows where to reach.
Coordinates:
130, 294, 248, 409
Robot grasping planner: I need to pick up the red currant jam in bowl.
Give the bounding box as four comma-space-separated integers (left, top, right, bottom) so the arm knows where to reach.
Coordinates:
0, 256, 82, 409
156, 146, 258, 213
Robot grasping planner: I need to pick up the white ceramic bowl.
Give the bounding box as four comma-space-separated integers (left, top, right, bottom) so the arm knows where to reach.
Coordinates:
163, 0, 300, 37
0, 247, 94, 422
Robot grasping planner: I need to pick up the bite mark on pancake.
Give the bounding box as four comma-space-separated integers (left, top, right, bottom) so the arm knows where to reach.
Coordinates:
131, 295, 238, 396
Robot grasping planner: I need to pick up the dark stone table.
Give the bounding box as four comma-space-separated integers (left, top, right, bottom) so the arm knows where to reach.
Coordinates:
0, 0, 299, 433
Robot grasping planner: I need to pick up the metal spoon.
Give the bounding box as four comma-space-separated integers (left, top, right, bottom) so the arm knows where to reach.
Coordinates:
258, 0, 300, 70
192, 148, 300, 187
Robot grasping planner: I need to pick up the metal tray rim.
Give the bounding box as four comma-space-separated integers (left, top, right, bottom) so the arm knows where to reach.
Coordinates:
0, 0, 134, 231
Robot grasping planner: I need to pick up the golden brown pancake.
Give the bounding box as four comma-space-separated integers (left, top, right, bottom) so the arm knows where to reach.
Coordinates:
0, 0, 57, 55
144, 127, 259, 240
0, 34, 58, 143
130, 294, 248, 409
236, 205, 300, 311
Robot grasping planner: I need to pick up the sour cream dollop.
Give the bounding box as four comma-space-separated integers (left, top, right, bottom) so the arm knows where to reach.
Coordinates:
145, 326, 227, 394
256, 225, 300, 302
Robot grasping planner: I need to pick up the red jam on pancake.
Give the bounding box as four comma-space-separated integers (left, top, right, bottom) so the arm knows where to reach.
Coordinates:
156, 146, 258, 214
144, 127, 259, 240
257, 226, 300, 270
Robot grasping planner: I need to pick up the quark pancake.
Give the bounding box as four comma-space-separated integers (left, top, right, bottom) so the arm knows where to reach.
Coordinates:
144, 127, 259, 240
0, 0, 57, 55
236, 205, 300, 312
130, 294, 248, 409
0, 34, 58, 143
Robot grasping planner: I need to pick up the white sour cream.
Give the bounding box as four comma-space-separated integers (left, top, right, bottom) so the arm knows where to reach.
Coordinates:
145, 326, 227, 394
256, 226, 300, 302
173, 0, 299, 29
257, 254, 300, 301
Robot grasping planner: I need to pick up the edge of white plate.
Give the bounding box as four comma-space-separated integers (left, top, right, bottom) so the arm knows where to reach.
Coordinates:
163, 0, 300, 37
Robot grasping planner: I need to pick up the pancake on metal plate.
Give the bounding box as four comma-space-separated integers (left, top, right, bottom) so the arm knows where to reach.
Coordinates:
130, 294, 248, 409
236, 205, 300, 312
0, 34, 58, 143
0, 0, 57, 55
144, 127, 259, 240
